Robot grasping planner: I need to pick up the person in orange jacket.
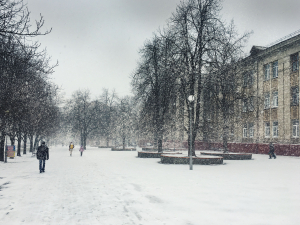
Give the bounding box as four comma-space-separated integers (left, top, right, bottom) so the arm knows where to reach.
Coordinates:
69, 142, 75, 156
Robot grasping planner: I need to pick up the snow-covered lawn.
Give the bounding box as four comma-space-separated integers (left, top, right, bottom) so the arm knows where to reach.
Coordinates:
1, 146, 300, 225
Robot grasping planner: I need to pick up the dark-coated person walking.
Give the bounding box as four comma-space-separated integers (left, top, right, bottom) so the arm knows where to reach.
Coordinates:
36, 141, 49, 173
269, 142, 276, 159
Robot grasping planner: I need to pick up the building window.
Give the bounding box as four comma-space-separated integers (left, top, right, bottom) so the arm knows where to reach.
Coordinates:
243, 73, 248, 87
230, 126, 234, 135
273, 121, 278, 138
248, 96, 254, 111
291, 53, 299, 72
249, 123, 254, 138
264, 93, 270, 109
248, 70, 254, 86
291, 86, 299, 106
293, 120, 299, 137
242, 99, 247, 112
265, 122, 270, 137
272, 91, 278, 107
272, 61, 278, 78
264, 64, 270, 81
243, 71, 254, 87
243, 123, 247, 138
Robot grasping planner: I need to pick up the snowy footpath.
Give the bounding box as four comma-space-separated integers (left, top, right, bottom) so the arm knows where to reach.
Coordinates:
1, 146, 300, 225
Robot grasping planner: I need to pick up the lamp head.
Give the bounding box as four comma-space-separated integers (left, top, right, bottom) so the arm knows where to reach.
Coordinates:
188, 95, 195, 102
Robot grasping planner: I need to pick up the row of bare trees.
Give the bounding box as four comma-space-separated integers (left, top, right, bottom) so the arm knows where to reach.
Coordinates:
132, 0, 253, 154
62, 89, 138, 150
0, 0, 60, 161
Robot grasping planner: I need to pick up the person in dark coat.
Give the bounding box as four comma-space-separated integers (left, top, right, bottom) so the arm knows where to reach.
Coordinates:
269, 142, 276, 159
37, 141, 49, 173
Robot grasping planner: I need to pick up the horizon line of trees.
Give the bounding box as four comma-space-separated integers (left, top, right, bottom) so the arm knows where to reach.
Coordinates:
61, 89, 138, 150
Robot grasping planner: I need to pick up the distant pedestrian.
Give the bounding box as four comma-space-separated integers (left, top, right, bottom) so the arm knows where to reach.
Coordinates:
79, 145, 84, 156
269, 142, 276, 159
69, 142, 75, 156
36, 141, 49, 173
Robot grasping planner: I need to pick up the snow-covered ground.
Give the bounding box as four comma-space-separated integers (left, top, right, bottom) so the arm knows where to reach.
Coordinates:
1, 146, 300, 225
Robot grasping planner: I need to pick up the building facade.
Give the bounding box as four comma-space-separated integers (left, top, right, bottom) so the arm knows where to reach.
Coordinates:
239, 32, 300, 144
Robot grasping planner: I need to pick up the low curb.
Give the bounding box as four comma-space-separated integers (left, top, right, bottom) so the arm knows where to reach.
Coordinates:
160, 154, 223, 165
138, 151, 182, 158
200, 152, 252, 160
111, 148, 136, 151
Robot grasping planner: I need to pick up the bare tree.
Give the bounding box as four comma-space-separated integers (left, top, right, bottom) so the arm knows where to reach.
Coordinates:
0, 0, 51, 38
65, 90, 101, 149
205, 22, 253, 152
132, 34, 178, 152
168, 0, 223, 156
116, 96, 135, 149
100, 89, 118, 147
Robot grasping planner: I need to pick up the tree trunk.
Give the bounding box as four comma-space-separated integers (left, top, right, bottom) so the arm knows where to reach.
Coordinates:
10, 136, 15, 146
158, 139, 163, 153
83, 134, 87, 150
153, 131, 158, 151
29, 135, 33, 152
33, 135, 39, 151
122, 136, 125, 150
106, 136, 109, 147
17, 132, 22, 156
0, 131, 5, 161
222, 109, 229, 153
222, 122, 229, 153
23, 134, 27, 155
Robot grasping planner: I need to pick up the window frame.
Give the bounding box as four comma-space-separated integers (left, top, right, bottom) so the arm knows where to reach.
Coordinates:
272, 91, 278, 108
273, 121, 278, 138
265, 122, 270, 138
249, 123, 254, 138
243, 123, 248, 138
264, 93, 270, 109
264, 64, 270, 81
272, 61, 278, 78
248, 96, 255, 111
291, 86, 299, 106
293, 120, 299, 138
243, 72, 248, 87
291, 53, 299, 72
242, 99, 247, 112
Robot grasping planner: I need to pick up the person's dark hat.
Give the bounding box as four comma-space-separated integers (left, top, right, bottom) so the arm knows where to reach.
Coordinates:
42, 141, 45, 145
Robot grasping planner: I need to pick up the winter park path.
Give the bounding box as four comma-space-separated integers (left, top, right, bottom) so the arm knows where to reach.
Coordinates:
1, 146, 300, 225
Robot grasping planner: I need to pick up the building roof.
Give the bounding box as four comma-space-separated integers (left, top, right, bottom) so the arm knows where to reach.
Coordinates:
250, 46, 267, 56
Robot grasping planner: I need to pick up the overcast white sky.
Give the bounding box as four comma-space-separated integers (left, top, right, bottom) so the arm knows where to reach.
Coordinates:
25, 0, 300, 100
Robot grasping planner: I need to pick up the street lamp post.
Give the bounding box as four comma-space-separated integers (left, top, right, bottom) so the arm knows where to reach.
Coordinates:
4, 134, 7, 163
188, 95, 194, 170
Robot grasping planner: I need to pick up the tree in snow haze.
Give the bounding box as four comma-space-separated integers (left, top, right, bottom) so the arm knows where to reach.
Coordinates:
204, 21, 252, 152
99, 89, 118, 147
132, 33, 178, 152
116, 96, 136, 149
65, 90, 102, 150
162, 0, 223, 155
